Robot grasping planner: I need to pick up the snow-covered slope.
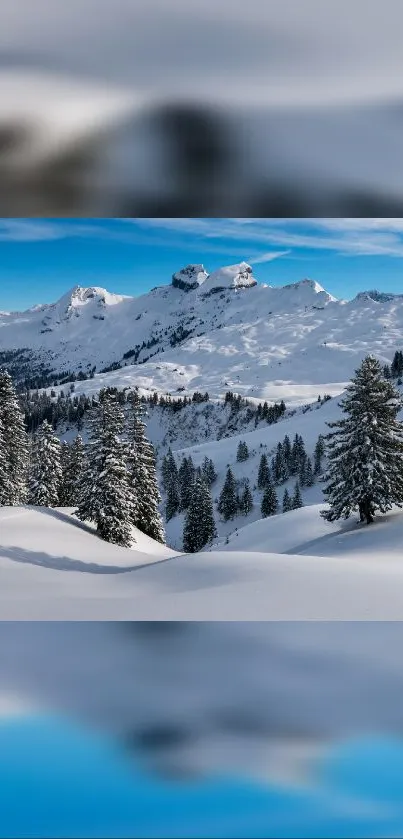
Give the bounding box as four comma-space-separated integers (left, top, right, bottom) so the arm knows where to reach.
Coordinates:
2, 267, 403, 408
4, 504, 403, 619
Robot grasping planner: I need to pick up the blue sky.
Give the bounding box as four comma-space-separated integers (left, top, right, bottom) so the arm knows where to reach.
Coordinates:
2, 218, 403, 310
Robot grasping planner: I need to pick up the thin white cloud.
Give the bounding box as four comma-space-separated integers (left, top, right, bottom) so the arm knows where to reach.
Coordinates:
131, 218, 403, 258
248, 250, 291, 265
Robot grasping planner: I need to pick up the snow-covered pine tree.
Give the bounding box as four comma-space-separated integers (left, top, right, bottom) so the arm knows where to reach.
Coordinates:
183, 475, 217, 553
237, 440, 249, 462
290, 434, 306, 476
314, 435, 326, 475
29, 419, 62, 507
60, 435, 86, 506
126, 391, 165, 543
292, 481, 303, 509
0, 370, 28, 504
218, 467, 238, 521
322, 355, 403, 525
257, 453, 271, 489
166, 478, 181, 522
162, 448, 180, 521
273, 442, 289, 484
240, 481, 254, 515
59, 442, 71, 506
76, 392, 134, 546
179, 456, 196, 510
201, 456, 217, 486
162, 448, 178, 493
304, 457, 315, 487
282, 435, 292, 469
0, 416, 13, 506
261, 481, 278, 518
282, 488, 292, 513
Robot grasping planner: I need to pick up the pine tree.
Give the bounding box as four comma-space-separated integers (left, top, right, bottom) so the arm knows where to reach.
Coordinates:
162, 448, 177, 492
0, 370, 28, 505
240, 481, 254, 515
0, 416, 13, 506
179, 456, 196, 510
237, 440, 249, 462
126, 391, 165, 543
282, 488, 292, 513
76, 392, 134, 546
60, 435, 86, 506
183, 476, 217, 552
257, 453, 271, 489
261, 481, 278, 517
314, 435, 326, 475
273, 442, 289, 484
290, 434, 306, 476
218, 467, 238, 521
304, 457, 315, 487
322, 355, 403, 525
29, 419, 62, 507
292, 481, 303, 509
283, 434, 292, 469
162, 448, 180, 521
202, 456, 217, 486
166, 478, 181, 521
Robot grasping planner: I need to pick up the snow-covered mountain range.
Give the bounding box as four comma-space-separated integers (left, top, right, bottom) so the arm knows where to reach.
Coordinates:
1, 262, 403, 407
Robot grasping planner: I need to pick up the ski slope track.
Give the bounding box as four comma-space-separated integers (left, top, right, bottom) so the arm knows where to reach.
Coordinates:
3, 505, 403, 620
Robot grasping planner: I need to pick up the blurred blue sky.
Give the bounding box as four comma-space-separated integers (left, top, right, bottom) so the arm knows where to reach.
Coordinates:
2, 218, 403, 309
1, 712, 403, 838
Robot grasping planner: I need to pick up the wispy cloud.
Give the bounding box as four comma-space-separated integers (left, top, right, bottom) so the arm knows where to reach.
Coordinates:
3, 218, 403, 261
130, 218, 403, 258
248, 249, 291, 265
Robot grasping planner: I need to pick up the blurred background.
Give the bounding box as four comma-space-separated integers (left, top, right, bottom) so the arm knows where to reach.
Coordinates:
2, 0, 403, 215
2, 622, 403, 837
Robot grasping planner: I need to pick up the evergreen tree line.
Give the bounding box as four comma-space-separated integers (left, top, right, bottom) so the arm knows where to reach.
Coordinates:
162, 449, 217, 522
256, 433, 325, 492
28, 391, 165, 547
383, 350, 403, 382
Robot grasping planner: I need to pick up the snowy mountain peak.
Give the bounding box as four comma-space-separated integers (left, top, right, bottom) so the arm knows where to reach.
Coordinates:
200, 262, 258, 295
280, 278, 337, 306
354, 289, 403, 304
172, 265, 209, 291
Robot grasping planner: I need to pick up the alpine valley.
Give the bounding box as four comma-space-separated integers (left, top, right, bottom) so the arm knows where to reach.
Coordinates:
3, 262, 403, 619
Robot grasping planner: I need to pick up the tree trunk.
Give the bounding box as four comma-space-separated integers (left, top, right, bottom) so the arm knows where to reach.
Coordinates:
363, 498, 374, 524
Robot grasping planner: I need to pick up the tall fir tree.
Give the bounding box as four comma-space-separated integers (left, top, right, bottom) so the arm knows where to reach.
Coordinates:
0, 416, 13, 506
237, 440, 249, 462
60, 435, 86, 506
261, 481, 278, 518
314, 435, 326, 476
29, 419, 62, 507
202, 456, 217, 486
322, 355, 403, 525
240, 481, 254, 516
273, 442, 289, 484
257, 453, 271, 489
282, 488, 292, 513
292, 481, 303, 509
76, 393, 134, 546
218, 467, 238, 521
304, 457, 315, 488
283, 435, 292, 469
179, 456, 196, 510
183, 476, 217, 552
126, 391, 165, 543
0, 370, 28, 504
166, 478, 181, 522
